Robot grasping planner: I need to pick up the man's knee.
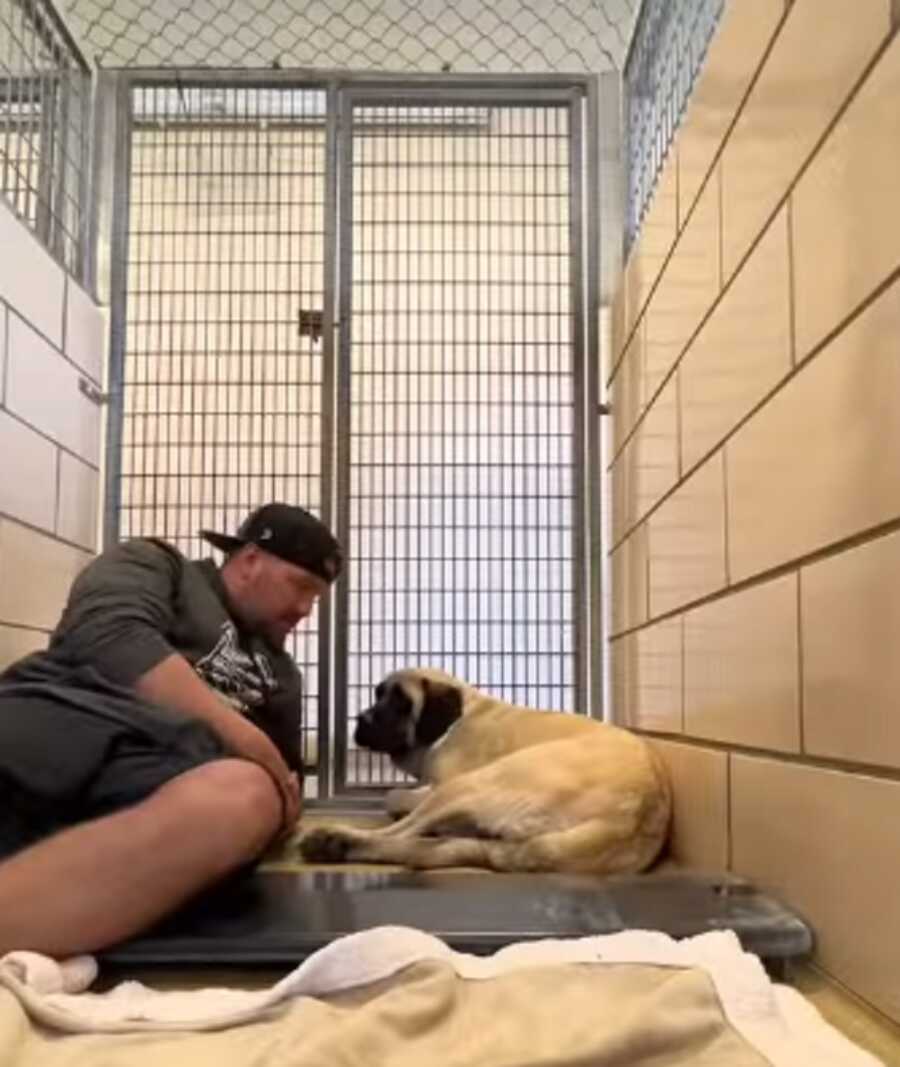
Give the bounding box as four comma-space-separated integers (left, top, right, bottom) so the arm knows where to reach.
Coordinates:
170, 759, 282, 849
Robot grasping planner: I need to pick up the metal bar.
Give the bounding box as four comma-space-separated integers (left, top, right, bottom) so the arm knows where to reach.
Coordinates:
371, 98, 386, 785
34, 68, 55, 247
148, 82, 160, 536
124, 82, 140, 542
103, 73, 133, 547
76, 68, 93, 284
1, 0, 14, 205
21, 0, 39, 226
26, 0, 90, 72
567, 90, 588, 714
50, 67, 68, 265
331, 84, 355, 795
88, 71, 117, 303
121, 70, 595, 91
584, 76, 603, 719
316, 81, 340, 800
342, 89, 580, 112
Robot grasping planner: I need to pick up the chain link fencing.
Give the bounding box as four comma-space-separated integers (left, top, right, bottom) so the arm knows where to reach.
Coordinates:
62, 0, 638, 74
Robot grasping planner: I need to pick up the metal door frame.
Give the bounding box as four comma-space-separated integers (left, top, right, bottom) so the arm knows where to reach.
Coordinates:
102, 70, 600, 805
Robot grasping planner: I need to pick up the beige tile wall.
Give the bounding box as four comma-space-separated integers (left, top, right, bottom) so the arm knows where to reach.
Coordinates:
643, 169, 721, 404
679, 206, 792, 473
649, 739, 729, 871
801, 530, 900, 769
608, 0, 900, 1021
683, 575, 800, 752
731, 757, 900, 1020
676, 0, 784, 222
615, 617, 682, 735
719, 0, 890, 283
647, 453, 726, 617
0, 623, 49, 672
792, 30, 900, 358
0, 518, 92, 631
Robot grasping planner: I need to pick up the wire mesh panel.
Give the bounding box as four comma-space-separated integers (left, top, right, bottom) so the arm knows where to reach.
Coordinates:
624, 0, 723, 251
0, 0, 92, 280
66, 0, 637, 74
117, 83, 330, 778
336, 91, 586, 790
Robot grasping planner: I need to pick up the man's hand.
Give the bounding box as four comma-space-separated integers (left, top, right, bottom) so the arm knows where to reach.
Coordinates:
212, 711, 301, 833
135, 653, 301, 833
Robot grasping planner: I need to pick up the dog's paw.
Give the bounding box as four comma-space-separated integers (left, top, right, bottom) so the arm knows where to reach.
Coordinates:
296, 825, 358, 863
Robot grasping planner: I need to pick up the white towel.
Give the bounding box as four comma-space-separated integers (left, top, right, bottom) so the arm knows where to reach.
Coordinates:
0, 927, 884, 1067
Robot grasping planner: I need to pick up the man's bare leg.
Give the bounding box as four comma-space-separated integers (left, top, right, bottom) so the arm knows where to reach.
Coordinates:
0, 759, 281, 957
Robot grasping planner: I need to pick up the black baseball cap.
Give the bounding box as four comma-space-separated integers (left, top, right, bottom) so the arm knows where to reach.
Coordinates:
201, 503, 342, 583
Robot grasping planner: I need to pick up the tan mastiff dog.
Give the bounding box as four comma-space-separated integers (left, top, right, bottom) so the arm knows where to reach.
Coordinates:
298, 668, 671, 874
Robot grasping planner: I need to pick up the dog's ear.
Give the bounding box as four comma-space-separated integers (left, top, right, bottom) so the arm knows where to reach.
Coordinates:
415, 680, 463, 747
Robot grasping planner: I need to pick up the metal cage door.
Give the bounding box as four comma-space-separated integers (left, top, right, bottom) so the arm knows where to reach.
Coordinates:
106, 77, 339, 789
330, 85, 597, 797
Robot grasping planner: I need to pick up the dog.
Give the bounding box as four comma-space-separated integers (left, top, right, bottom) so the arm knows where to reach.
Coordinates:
297, 668, 671, 875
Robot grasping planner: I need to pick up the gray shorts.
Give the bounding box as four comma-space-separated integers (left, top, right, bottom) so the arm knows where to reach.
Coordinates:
0, 662, 227, 860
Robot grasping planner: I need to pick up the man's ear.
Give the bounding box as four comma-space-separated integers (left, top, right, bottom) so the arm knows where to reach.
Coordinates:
415, 680, 463, 747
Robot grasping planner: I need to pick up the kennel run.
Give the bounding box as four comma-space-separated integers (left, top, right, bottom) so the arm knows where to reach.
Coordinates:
102, 72, 602, 802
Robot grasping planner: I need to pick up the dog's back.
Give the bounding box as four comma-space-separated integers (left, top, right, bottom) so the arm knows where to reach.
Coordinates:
427, 690, 627, 784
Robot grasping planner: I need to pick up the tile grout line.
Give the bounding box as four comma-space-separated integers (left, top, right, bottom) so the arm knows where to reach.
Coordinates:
607, 260, 900, 557
608, 19, 900, 465
796, 569, 805, 754
607, 0, 794, 389
608, 512, 900, 643
630, 727, 900, 788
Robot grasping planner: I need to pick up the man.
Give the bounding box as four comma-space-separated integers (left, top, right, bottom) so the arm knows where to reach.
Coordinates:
0, 503, 341, 957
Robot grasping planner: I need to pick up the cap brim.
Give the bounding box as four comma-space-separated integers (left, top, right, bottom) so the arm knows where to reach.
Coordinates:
200, 530, 247, 554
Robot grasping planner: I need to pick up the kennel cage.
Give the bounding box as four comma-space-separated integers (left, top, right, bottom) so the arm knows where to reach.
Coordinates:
101, 72, 602, 801
1, 0, 722, 803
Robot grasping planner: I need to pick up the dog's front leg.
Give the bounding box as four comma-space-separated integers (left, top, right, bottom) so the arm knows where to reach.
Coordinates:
296, 824, 402, 864
385, 785, 433, 818
297, 822, 495, 868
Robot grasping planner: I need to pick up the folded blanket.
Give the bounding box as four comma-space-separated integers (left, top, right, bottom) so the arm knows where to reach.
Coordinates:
0, 927, 883, 1067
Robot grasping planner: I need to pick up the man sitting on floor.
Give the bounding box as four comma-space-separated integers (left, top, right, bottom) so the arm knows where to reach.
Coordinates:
0, 503, 341, 957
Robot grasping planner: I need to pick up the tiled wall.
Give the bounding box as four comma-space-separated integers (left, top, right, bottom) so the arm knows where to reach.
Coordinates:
0, 202, 104, 669
609, 0, 900, 1022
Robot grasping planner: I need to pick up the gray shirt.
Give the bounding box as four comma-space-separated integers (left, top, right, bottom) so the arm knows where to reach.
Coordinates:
15, 538, 305, 775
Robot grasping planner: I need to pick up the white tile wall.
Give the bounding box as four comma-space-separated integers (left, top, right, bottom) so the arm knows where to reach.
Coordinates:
6, 313, 101, 466
0, 303, 6, 405
0, 203, 100, 640
0, 203, 64, 348
0, 304, 6, 405
57, 450, 99, 550
0, 411, 57, 531
65, 277, 106, 383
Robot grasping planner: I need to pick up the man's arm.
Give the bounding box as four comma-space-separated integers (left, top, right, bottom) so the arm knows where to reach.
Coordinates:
54, 541, 299, 828
136, 654, 301, 828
